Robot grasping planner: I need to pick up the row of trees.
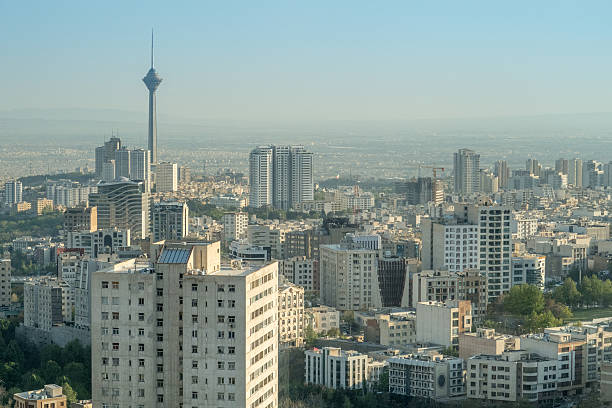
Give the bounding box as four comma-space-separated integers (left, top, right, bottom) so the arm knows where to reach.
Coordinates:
0, 318, 91, 405
552, 276, 612, 308
187, 199, 323, 222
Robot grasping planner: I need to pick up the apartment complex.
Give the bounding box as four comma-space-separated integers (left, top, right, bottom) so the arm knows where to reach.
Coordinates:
279, 257, 319, 292
459, 328, 520, 361
155, 162, 178, 192
305, 347, 369, 390
411, 269, 487, 322
249, 145, 313, 210
467, 351, 558, 403
421, 218, 479, 272
0, 258, 10, 310
91, 241, 278, 408
222, 212, 248, 242
63, 206, 98, 233
65, 228, 131, 258
416, 300, 472, 349
305, 305, 340, 334
453, 149, 480, 194
319, 243, 382, 311
388, 353, 466, 401
89, 180, 150, 239
278, 281, 304, 347
24, 277, 73, 331
152, 201, 189, 241
511, 253, 546, 290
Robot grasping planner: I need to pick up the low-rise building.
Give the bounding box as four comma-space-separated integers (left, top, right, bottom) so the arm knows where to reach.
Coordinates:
511, 253, 546, 290
229, 240, 269, 263
602, 360, 612, 403
467, 351, 558, 403
364, 311, 416, 347
305, 347, 369, 389
388, 352, 466, 401
305, 305, 340, 334
459, 328, 520, 361
13, 384, 67, 408
65, 228, 130, 258
416, 300, 472, 350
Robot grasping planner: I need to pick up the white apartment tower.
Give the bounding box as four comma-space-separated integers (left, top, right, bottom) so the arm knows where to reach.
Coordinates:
152, 201, 189, 241
92, 241, 278, 408
155, 162, 178, 192
249, 145, 314, 210
453, 149, 480, 194
130, 149, 151, 190
249, 147, 274, 208
4, 180, 23, 205
421, 218, 479, 272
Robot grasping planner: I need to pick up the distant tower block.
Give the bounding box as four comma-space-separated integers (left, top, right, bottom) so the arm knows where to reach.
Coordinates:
143, 30, 162, 164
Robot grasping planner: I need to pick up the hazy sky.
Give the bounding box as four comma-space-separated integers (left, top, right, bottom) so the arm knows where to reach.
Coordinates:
2, 1, 612, 121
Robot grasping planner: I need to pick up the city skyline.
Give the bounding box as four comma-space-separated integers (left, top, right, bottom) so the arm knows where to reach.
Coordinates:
3, 1, 612, 122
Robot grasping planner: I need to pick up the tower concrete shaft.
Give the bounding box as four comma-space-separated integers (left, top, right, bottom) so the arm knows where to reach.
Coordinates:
142, 31, 162, 164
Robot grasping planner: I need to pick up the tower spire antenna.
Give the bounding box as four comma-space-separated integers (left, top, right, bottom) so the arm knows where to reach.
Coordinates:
151, 28, 154, 69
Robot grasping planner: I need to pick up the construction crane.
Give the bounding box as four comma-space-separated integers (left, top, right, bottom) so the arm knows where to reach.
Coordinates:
417, 165, 445, 180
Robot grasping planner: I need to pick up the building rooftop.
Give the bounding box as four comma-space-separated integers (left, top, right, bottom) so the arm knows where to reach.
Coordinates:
15, 384, 64, 400
158, 248, 192, 264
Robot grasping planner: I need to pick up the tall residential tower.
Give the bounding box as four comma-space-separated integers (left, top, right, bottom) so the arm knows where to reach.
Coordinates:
142, 31, 162, 164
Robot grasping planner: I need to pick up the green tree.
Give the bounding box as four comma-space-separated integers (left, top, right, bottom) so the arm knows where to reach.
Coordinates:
61, 381, 78, 405
41, 360, 61, 384
552, 278, 581, 307
503, 284, 544, 316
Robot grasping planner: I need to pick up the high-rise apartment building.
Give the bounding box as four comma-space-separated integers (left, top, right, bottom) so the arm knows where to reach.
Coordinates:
526, 158, 541, 177
319, 242, 382, 311
249, 146, 273, 208
91, 241, 278, 408
222, 212, 249, 242
130, 149, 151, 190
249, 145, 314, 210
555, 158, 569, 175
494, 160, 510, 189
88, 180, 150, 239
397, 177, 444, 205
460, 199, 513, 302
453, 149, 480, 194
102, 160, 116, 182
0, 257, 11, 310
152, 201, 189, 241
114, 148, 131, 179
421, 218, 479, 272
95, 137, 121, 177
63, 206, 97, 233
568, 158, 583, 188
155, 162, 178, 192
4, 180, 23, 205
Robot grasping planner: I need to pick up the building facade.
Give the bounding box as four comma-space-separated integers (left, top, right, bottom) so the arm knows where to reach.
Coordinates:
152, 201, 189, 241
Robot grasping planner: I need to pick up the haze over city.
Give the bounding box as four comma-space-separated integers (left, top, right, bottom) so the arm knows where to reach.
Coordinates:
2, 2, 612, 408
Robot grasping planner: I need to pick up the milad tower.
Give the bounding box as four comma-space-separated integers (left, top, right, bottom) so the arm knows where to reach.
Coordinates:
143, 30, 162, 164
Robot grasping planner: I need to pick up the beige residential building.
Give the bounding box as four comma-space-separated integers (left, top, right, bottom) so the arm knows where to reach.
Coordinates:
222, 212, 248, 242
248, 224, 285, 260
92, 241, 278, 408
13, 384, 67, 408
416, 300, 472, 350
365, 312, 416, 347
278, 281, 304, 347
458, 328, 520, 360
411, 269, 487, 322
467, 351, 558, 403
520, 331, 587, 395
319, 243, 382, 311
34, 198, 54, 215
389, 353, 465, 401
305, 305, 340, 334
155, 162, 178, 192
0, 257, 11, 309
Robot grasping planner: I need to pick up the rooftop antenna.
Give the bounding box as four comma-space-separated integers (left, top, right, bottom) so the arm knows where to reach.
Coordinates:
151, 28, 154, 69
